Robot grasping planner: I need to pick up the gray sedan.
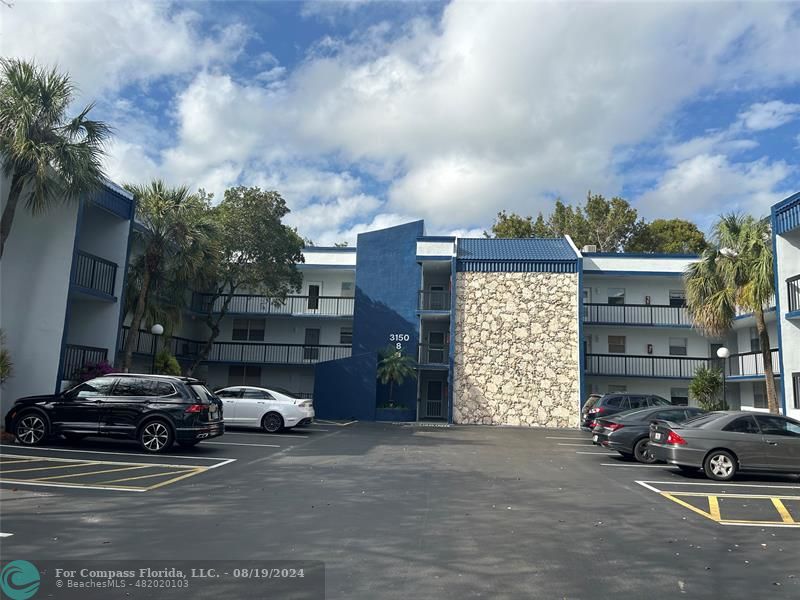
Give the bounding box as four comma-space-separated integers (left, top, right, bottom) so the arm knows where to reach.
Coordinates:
649, 411, 800, 481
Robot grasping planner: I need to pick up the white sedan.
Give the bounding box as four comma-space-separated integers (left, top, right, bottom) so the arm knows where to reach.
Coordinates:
214, 386, 315, 433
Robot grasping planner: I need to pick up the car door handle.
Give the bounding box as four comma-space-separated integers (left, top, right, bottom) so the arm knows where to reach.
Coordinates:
257, 401, 266, 404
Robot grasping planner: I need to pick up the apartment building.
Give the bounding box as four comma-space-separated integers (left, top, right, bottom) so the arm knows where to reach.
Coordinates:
0, 178, 135, 406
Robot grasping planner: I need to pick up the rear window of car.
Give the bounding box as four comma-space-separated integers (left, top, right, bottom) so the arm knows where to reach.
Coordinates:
649, 396, 671, 406
190, 384, 215, 405
682, 412, 726, 428
603, 396, 625, 408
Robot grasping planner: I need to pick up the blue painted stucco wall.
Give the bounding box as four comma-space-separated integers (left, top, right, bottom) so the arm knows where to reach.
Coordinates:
314, 221, 423, 420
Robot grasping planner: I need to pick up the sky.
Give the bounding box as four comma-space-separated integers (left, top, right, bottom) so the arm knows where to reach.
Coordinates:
3, 0, 800, 245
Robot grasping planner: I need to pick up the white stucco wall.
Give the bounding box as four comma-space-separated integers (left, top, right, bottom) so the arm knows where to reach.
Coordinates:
416, 240, 456, 257
583, 255, 697, 274
300, 248, 357, 268
775, 230, 800, 419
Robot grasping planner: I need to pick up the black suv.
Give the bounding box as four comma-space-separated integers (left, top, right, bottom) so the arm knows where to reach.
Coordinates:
581, 393, 671, 429
4, 374, 224, 453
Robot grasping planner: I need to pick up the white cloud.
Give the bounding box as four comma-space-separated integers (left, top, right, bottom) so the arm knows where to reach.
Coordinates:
738, 101, 800, 131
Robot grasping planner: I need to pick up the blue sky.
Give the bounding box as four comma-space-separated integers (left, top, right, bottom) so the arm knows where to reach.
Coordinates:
5, 1, 800, 243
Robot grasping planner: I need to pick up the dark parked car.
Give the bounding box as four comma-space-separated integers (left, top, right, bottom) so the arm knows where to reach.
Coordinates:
592, 406, 706, 462
649, 411, 800, 481
4, 374, 224, 453
581, 393, 671, 429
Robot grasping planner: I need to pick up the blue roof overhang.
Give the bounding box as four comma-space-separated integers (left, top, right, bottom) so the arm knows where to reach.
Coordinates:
772, 191, 800, 236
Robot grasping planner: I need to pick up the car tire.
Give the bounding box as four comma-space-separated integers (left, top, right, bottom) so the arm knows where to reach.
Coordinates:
14, 411, 48, 446
138, 419, 174, 453
261, 412, 284, 434
63, 433, 86, 444
703, 449, 737, 481
633, 438, 657, 464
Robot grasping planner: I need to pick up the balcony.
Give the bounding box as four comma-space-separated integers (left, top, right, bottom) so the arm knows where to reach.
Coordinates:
71, 251, 118, 297
787, 275, 800, 313
418, 343, 448, 366
62, 344, 108, 381
583, 303, 690, 327
192, 293, 354, 317
585, 353, 709, 379
727, 349, 781, 377
119, 327, 351, 365
418, 290, 451, 311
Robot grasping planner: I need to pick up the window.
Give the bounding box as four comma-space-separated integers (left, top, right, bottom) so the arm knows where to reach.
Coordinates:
604, 397, 627, 408
669, 338, 688, 356
607, 288, 625, 305
794, 373, 800, 410
651, 409, 689, 422
670, 388, 689, 406
228, 366, 261, 386
608, 384, 627, 393
242, 389, 273, 400
669, 290, 686, 307
750, 327, 761, 353
755, 415, 800, 437
341, 281, 354, 297
111, 378, 174, 397
753, 382, 768, 409
723, 416, 761, 434
69, 377, 116, 399
628, 396, 648, 409
216, 389, 241, 398
232, 319, 265, 341
608, 336, 626, 354
648, 395, 671, 406
340, 326, 353, 345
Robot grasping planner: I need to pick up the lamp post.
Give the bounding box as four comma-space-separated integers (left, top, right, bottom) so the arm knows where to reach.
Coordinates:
150, 324, 164, 374
716, 346, 730, 408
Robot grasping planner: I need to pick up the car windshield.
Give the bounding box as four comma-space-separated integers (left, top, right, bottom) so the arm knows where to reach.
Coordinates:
682, 412, 726, 427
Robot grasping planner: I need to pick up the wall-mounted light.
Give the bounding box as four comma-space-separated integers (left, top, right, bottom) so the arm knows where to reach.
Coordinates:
647, 344, 653, 355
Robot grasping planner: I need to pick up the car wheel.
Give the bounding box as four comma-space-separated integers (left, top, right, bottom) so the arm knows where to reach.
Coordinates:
138, 419, 174, 453
63, 433, 86, 444
14, 412, 48, 446
633, 438, 657, 464
703, 450, 737, 481
262, 412, 284, 434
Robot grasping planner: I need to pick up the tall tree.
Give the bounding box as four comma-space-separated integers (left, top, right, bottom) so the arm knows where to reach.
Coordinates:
188, 186, 305, 375
627, 219, 708, 254
120, 181, 217, 371
0, 58, 111, 258
685, 214, 779, 414
485, 210, 536, 238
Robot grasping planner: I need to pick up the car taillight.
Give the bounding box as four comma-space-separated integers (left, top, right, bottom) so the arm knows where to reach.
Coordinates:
588, 420, 597, 428
588, 407, 604, 414
666, 431, 687, 445
607, 423, 624, 431
184, 404, 204, 414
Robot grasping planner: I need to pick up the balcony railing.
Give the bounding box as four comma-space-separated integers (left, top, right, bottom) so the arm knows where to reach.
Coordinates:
62, 344, 108, 380
418, 290, 451, 311
583, 303, 690, 327
787, 275, 800, 312
418, 343, 448, 365
727, 349, 781, 377
585, 353, 709, 379
192, 293, 354, 317
119, 327, 351, 365
71, 251, 117, 296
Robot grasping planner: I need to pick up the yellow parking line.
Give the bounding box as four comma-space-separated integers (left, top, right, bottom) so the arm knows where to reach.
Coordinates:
32, 465, 149, 482
0, 462, 101, 474
662, 493, 716, 521
669, 491, 800, 501
771, 498, 796, 524
708, 496, 721, 521
103, 469, 197, 485
144, 468, 207, 491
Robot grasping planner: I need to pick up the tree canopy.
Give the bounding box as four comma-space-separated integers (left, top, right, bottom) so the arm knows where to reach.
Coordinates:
627, 219, 708, 254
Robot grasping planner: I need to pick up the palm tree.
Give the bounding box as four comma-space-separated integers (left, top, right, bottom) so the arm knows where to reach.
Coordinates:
0, 59, 110, 258
120, 181, 217, 371
376, 347, 417, 408
685, 214, 779, 414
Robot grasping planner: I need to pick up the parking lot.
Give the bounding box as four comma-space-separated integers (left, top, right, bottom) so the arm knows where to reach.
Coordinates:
1, 423, 799, 599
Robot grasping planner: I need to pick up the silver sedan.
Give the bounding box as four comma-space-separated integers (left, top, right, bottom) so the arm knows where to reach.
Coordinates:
649, 411, 800, 481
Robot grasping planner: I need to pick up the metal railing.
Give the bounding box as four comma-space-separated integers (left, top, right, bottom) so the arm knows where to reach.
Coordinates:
585, 353, 710, 379
71, 251, 117, 296
728, 349, 781, 377
418, 290, 451, 311
418, 343, 448, 365
192, 293, 354, 317
119, 327, 351, 365
787, 276, 800, 312
62, 344, 108, 380
583, 303, 690, 327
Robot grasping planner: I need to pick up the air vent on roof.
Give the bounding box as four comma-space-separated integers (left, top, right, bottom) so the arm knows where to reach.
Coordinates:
582, 245, 597, 253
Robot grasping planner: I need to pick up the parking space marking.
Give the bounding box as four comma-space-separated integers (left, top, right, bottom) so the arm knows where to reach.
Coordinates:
1, 461, 102, 474
0, 444, 230, 461
203, 441, 281, 448
546, 436, 590, 440
0, 533, 13, 538
636, 480, 800, 528
556, 443, 596, 447
102, 469, 199, 485
600, 463, 669, 468
575, 451, 615, 455
225, 432, 308, 439
34, 465, 148, 481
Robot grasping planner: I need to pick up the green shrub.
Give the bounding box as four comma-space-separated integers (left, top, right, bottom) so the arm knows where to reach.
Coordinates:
0, 330, 11, 384
689, 366, 727, 411
154, 349, 182, 376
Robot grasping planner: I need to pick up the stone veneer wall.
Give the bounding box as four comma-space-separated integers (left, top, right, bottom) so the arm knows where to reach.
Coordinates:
452, 271, 580, 427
